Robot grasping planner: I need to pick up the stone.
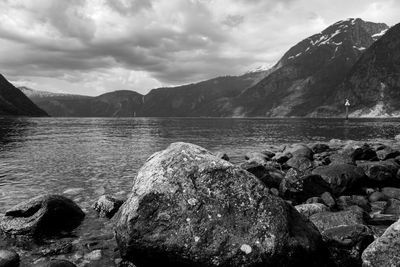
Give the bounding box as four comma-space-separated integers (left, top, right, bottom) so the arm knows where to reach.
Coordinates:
214, 152, 229, 161
47, 259, 77, 267
357, 160, 400, 184
321, 192, 336, 209
311, 143, 330, 154
362, 218, 400, 266
295, 203, 329, 218
0, 250, 19, 267
376, 147, 400, 161
284, 144, 313, 159
349, 143, 378, 161
322, 224, 374, 267
309, 209, 366, 232
370, 201, 388, 214
329, 153, 354, 165
0, 195, 85, 236
286, 156, 314, 171
383, 198, 400, 218
312, 164, 366, 195
368, 191, 387, 202
306, 197, 324, 204
84, 250, 102, 261
93, 195, 123, 219
240, 162, 283, 188
336, 195, 370, 212
115, 142, 330, 267
280, 174, 331, 204
382, 187, 400, 200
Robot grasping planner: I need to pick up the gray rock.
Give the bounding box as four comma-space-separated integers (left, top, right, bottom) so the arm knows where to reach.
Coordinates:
383, 198, 400, 218
336, 195, 370, 212
0, 250, 19, 267
312, 164, 365, 195
382, 187, 400, 200
311, 143, 330, 154
286, 156, 314, 171
368, 191, 387, 202
321, 192, 336, 209
357, 160, 399, 183
285, 144, 313, 159
322, 224, 374, 267
309, 208, 366, 232
362, 218, 400, 266
214, 152, 229, 161
280, 174, 331, 204
240, 162, 283, 188
0, 195, 84, 236
93, 195, 123, 219
47, 259, 76, 267
295, 203, 329, 218
115, 142, 330, 267
376, 147, 400, 161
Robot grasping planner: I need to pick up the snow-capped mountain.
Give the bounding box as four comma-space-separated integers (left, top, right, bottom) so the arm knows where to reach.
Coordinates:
228, 18, 389, 117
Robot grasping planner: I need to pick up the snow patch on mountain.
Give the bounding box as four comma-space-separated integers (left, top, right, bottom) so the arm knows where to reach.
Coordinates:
372, 28, 388, 40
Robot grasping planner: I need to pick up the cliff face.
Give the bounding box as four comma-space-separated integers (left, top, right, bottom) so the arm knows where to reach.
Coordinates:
327, 23, 400, 117
228, 18, 389, 117
0, 75, 47, 116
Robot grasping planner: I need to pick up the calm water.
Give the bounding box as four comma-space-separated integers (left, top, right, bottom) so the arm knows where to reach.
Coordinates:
1, 117, 400, 211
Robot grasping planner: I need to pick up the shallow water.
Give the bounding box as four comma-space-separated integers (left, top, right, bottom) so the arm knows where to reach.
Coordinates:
1, 117, 400, 211
0, 117, 400, 265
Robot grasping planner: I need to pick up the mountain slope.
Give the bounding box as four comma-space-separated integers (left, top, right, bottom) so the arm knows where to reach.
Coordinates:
139, 70, 270, 117
0, 75, 47, 116
22, 88, 144, 117
329, 23, 400, 117
229, 18, 388, 117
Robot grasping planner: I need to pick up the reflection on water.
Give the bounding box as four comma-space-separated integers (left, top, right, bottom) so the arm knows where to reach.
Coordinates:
0, 117, 400, 211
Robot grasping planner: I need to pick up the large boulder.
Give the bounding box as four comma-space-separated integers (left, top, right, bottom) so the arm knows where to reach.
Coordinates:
0, 195, 84, 236
362, 218, 400, 266
285, 156, 314, 171
357, 160, 400, 184
312, 164, 366, 195
115, 142, 330, 267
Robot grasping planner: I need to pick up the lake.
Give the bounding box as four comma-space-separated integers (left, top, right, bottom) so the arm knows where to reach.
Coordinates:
1, 117, 400, 212
1, 117, 400, 265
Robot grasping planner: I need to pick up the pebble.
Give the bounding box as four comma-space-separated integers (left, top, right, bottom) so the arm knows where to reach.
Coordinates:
83, 250, 102, 261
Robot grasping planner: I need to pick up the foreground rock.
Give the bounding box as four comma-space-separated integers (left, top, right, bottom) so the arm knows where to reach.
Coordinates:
46, 259, 76, 267
0, 250, 19, 267
362, 218, 400, 266
115, 142, 330, 267
309, 208, 366, 232
93, 195, 123, 219
0, 195, 85, 236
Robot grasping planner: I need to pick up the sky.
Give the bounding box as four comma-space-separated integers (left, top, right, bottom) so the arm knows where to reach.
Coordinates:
0, 0, 399, 96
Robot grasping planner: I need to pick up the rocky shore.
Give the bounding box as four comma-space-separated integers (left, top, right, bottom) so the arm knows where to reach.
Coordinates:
2, 139, 400, 266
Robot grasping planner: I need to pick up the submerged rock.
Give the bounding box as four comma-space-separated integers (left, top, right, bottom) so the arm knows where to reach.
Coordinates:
362, 218, 400, 266
115, 142, 330, 267
0, 195, 84, 236
312, 164, 365, 195
0, 250, 19, 267
93, 195, 123, 219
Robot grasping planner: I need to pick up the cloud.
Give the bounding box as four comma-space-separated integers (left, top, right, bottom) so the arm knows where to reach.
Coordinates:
0, 0, 399, 96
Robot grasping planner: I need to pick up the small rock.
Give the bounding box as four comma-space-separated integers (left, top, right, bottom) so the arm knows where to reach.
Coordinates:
381, 187, 400, 200
368, 191, 387, 202
84, 250, 102, 261
295, 203, 329, 218
93, 195, 124, 219
370, 201, 388, 214
306, 197, 324, 204
321, 192, 336, 209
310, 209, 366, 232
215, 152, 229, 161
240, 244, 252, 254
336, 195, 370, 212
311, 143, 330, 154
286, 156, 314, 171
0, 250, 19, 267
47, 259, 77, 267
383, 198, 400, 218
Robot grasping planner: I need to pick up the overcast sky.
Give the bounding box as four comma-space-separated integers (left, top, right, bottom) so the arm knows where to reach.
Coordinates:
0, 0, 399, 96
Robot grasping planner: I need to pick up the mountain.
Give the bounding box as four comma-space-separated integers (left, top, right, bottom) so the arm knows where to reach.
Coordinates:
328, 23, 400, 117
0, 75, 47, 116
227, 18, 389, 117
21, 88, 144, 117
140, 70, 270, 117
